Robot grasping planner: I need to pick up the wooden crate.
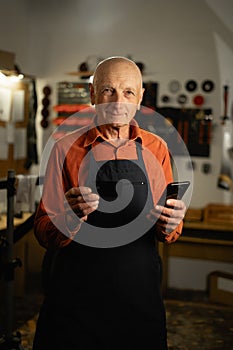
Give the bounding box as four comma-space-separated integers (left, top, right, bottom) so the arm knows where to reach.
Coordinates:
208, 271, 233, 306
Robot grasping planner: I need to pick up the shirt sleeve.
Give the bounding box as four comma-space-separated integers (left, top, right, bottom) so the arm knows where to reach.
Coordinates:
34, 142, 82, 249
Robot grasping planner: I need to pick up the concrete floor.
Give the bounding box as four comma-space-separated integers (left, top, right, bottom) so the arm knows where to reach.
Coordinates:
0, 276, 232, 350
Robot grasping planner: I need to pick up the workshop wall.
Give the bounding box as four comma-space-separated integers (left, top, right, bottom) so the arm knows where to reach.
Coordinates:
0, 0, 233, 290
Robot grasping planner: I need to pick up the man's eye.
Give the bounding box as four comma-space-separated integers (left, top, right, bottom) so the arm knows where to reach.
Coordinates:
125, 90, 135, 96
102, 88, 113, 95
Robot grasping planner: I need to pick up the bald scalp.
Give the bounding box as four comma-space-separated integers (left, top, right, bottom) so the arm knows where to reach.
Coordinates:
93, 56, 143, 88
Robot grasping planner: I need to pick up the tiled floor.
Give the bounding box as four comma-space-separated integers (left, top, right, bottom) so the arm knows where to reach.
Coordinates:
0, 277, 232, 350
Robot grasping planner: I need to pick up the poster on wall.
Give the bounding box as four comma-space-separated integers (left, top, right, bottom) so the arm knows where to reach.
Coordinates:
0, 81, 30, 177
14, 128, 27, 159
0, 127, 8, 160
0, 87, 11, 122
12, 89, 25, 122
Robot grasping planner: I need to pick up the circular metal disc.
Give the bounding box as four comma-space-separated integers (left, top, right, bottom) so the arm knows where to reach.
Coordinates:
202, 80, 214, 93
185, 80, 197, 92
169, 80, 181, 93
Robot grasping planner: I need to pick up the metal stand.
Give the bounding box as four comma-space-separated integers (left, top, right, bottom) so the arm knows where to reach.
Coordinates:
0, 170, 24, 350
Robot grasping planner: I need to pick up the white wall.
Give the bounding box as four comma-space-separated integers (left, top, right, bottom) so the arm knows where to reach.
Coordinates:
11, 0, 232, 208
0, 0, 233, 290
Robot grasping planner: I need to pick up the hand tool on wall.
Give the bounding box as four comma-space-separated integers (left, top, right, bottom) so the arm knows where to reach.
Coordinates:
217, 85, 233, 190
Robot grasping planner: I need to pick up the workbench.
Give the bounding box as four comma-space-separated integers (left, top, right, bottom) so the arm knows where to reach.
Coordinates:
159, 220, 233, 293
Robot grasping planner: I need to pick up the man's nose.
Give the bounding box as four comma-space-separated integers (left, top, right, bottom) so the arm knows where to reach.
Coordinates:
112, 91, 124, 103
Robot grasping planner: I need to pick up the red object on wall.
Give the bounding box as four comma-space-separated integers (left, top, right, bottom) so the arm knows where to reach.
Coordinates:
193, 94, 204, 106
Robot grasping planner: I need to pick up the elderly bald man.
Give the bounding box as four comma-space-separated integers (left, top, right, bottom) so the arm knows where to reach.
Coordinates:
33, 56, 186, 350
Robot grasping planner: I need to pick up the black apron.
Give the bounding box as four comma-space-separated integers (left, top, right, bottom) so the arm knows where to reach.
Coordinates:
33, 143, 168, 350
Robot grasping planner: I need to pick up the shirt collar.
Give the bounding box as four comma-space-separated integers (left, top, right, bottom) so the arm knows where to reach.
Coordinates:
83, 116, 143, 148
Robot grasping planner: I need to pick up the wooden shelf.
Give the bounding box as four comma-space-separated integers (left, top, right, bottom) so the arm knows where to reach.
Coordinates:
183, 220, 233, 232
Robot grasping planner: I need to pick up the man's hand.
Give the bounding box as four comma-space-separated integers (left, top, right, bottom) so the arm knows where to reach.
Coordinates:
147, 198, 186, 243
65, 186, 99, 222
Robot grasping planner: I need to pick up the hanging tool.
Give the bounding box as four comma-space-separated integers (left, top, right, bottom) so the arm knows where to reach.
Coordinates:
217, 85, 233, 190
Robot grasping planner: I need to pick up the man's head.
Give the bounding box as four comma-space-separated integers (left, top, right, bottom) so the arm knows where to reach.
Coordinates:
89, 56, 144, 128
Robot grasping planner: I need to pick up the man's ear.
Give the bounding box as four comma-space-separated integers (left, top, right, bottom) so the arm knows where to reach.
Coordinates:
140, 87, 145, 103
138, 87, 145, 109
89, 83, 95, 105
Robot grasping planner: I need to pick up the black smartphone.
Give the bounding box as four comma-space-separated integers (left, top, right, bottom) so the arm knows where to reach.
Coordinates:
157, 181, 190, 206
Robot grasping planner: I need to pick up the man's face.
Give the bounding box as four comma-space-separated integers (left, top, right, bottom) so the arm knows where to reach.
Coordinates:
90, 61, 144, 127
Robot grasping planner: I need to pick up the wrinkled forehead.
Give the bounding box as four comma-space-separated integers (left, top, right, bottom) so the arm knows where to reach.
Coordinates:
93, 60, 143, 88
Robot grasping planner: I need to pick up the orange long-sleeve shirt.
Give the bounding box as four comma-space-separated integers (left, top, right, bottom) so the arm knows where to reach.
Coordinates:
34, 118, 183, 249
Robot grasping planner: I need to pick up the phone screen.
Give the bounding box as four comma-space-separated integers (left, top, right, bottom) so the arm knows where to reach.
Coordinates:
157, 181, 190, 206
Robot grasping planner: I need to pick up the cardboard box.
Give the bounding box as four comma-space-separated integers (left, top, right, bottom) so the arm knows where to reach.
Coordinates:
208, 271, 233, 306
